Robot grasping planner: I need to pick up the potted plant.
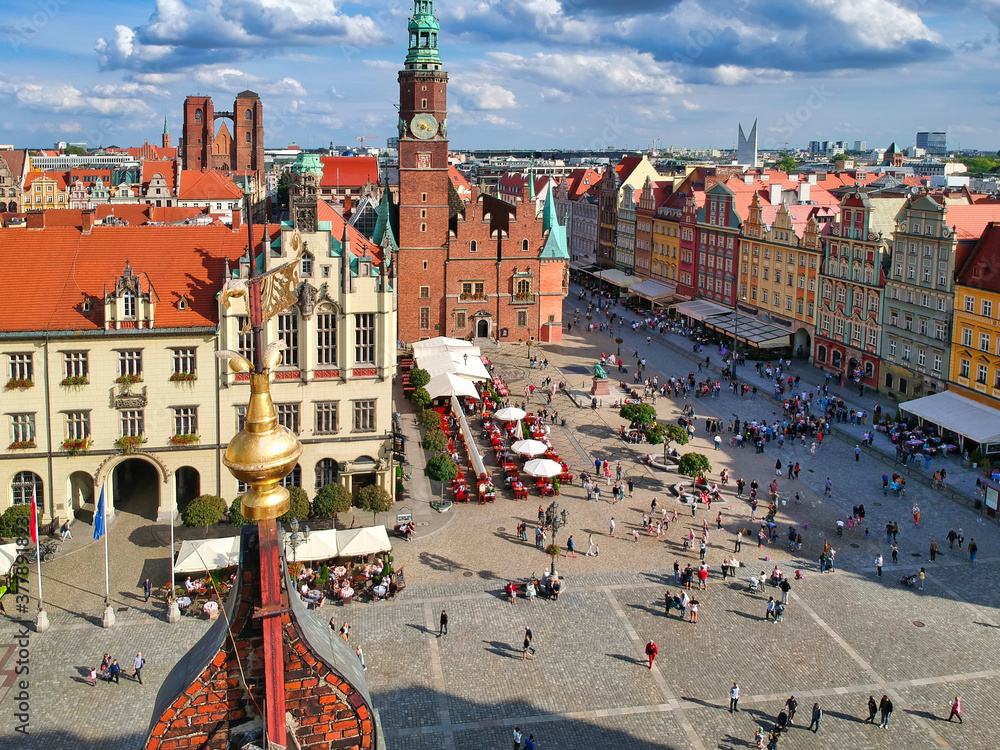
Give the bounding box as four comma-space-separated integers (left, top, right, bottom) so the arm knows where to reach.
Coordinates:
8, 440, 35, 450
62, 437, 91, 455
169, 372, 197, 382
115, 373, 142, 386
5, 377, 33, 390
170, 433, 199, 445
115, 435, 144, 454
971, 448, 982, 469
60, 375, 89, 387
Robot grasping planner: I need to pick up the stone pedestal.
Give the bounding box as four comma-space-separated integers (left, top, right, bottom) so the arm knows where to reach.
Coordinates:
35, 609, 50, 633
167, 599, 181, 623
590, 377, 610, 396
102, 605, 116, 628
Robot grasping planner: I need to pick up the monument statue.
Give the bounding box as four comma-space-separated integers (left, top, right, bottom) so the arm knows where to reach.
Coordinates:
594, 362, 608, 379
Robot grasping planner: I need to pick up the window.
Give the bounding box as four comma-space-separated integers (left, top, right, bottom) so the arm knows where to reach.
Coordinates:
835, 319, 844, 336
173, 407, 197, 435
773, 294, 780, 308
310, 312, 337, 366
236, 405, 247, 433
353, 399, 376, 432
315, 402, 338, 434
11, 471, 42, 506
981, 333, 991, 352
852, 323, 862, 342
522, 239, 529, 252
195, 108, 203, 122
917, 349, 926, 367
762, 291, 768, 304
817, 346, 827, 362
123, 291, 136, 319
455, 310, 466, 329
280, 465, 301, 489
355, 313, 376, 363
786, 297, 793, 311
517, 310, 528, 327
978, 363, 988, 384
315, 459, 339, 489
276, 403, 300, 434
277, 313, 299, 367
965, 295, 975, 313
419, 307, 430, 330
301, 254, 313, 276
118, 350, 142, 378
983, 299, 994, 318
867, 329, 877, 347
11, 413, 34, 444
236, 316, 253, 361
962, 328, 973, 347
959, 359, 970, 378
66, 411, 90, 440
902, 344, 910, 361
933, 354, 941, 373
172, 348, 196, 375
8, 353, 32, 382
121, 409, 144, 437
837, 288, 845, 304
64, 351, 88, 380
919, 320, 928, 336
889, 340, 897, 356
935, 322, 946, 341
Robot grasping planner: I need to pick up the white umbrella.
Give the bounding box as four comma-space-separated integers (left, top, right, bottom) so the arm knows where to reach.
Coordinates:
523, 458, 562, 478
494, 407, 526, 422
512, 439, 548, 456
426, 372, 480, 400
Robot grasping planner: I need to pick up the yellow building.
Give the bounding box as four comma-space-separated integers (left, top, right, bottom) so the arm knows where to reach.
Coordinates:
21, 171, 69, 210
949, 222, 1000, 407
652, 208, 681, 284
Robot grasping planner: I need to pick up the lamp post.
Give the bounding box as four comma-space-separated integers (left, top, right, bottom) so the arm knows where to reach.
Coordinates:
286, 517, 310, 563
526, 339, 534, 364
543, 502, 570, 576
615, 337, 623, 359
733, 294, 746, 367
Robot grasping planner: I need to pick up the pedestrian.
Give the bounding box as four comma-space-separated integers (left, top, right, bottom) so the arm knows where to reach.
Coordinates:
633, 529, 640, 543
824, 477, 832, 496
567, 536, 576, 556
785, 696, 798, 725
340, 621, 351, 641
891, 542, 898, 564
716, 511, 723, 530
735, 529, 743, 552
855, 445, 861, 462
673, 560, 681, 584
919, 567, 925, 590
609, 517, 615, 536
947, 528, 957, 549
875, 553, 883, 577
109, 659, 121, 684
958, 528, 964, 548
513, 727, 523, 749
627, 477, 634, 497
87, 667, 98, 686
808, 703, 822, 733
930, 539, 938, 562
912, 503, 920, 525
765, 596, 775, 621
730, 682, 741, 713
878, 695, 893, 728
131, 652, 145, 684
779, 577, 790, 604
524, 734, 535, 750
356, 645, 367, 672
969, 538, 978, 562
645, 639, 658, 669
947, 695, 962, 723
586, 534, 596, 556
142, 578, 152, 603
522, 626, 535, 660
689, 598, 699, 623
439, 609, 448, 636
714, 434, 722, 450
775, 459, 782, 477
864, 695, 878, 723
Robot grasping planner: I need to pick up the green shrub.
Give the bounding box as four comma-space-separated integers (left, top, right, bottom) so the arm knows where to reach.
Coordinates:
229, 496, 253, 527
422, 428, 449, 453
183, 494, 227, 527
426, 454, 458, 482
419, 409, 442, 431
278, 486, 312, 522
644, 423, 665, 445
971, 448, 983, 464
410, 387, 431, 408
620, 403, 657, 426
662, 423, 689, 445
0, 504, 34, 540
313, 483, 352, 518
678, 452, 712, 478
409, 368, 430, 388
356, 485, 394, 516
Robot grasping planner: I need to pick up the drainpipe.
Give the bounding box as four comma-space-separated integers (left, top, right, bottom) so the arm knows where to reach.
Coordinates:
215, 329, 222, 496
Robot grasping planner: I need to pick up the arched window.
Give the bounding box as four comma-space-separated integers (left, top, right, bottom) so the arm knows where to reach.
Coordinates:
301, 253, 313, 276
280, 464, 302, 488
470, 240, 477, 253
246, 132, 251, 143
522, 239, 529, 252
865, 361, 874, 378
817, 345, 827, 363
315, 459, 339, 489
12, 471, 43, 506
245, 108, 253, 121
195, 108, 203, 122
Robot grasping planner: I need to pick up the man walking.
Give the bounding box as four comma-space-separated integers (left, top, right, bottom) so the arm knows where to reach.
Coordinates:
930, 539, 938, 562
969, 538, 978, 562
609, 517, 616, 537
132, 652, 145, 685
779, 577, 791, 604
734, 529, 743, 552
142, 578, 152, 603
645, 640, 658, 670
513, 726, 523, 749
109, 659, 121, 685
864, 695, 878, 723
875, 553, 883, 577
808, 703, 822, 733
785, 695, 798, 725
878, 695, 893, 728
729, 682, 741, 713
439, 609, 448, 636
824, 477, 832, 496
855, 445, 861, 462
522, 626, 535, 660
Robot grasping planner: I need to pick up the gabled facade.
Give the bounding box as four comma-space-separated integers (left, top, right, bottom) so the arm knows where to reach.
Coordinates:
0, 149, 27, 213
614, 186, 637, 274
696, 182, 741, 306
21, 172, 69, 210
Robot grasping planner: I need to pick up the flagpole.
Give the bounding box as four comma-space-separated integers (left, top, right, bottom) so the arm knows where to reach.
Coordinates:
31, 486, 49, 632
166, 491, 180, 623
100, 482, 115, 628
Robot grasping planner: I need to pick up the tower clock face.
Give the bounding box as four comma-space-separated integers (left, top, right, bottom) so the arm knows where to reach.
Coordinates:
410, 113, 438, 140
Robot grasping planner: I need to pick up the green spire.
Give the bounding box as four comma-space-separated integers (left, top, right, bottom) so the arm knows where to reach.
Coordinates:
163, 114, 169, 135
539, 184, 569, 260
543, 179, 556, 229
404, 1, 442, 70
528, 154, 536, 202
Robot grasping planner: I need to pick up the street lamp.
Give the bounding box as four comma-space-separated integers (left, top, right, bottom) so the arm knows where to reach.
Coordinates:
543, 502, 570, 576
463, 352, 469, 366
526, 339, 534, 365
733, 294, 746, 367
286, 517, 310, 563
615, 337, 624, 359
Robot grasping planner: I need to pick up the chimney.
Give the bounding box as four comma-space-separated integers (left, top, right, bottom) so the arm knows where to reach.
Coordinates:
231, 209, 241, 231
807, 174, 817, 185
343, 193, 353, 220
25, 210, 45, 229
769, 183, 782, 206
798, 183, 811, 203
81, 209, 96, 234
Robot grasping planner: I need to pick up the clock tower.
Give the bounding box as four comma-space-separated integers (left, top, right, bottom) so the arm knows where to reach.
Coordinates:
397, 0, 450, 343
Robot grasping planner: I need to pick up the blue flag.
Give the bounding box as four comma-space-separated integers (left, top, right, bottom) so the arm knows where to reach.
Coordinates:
94, 485, 106, 540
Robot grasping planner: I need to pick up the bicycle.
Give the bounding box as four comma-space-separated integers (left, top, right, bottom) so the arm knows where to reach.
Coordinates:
25, 539, 61, 563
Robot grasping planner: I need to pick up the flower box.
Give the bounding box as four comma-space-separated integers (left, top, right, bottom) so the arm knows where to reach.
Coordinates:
8, 440, 35, 450
169, 372, 197, 382
63, 437, 91, 454
115, 435, 144, 454
5, 378, 33, 390
115, 374, 142, 386
61, 376, 89, 386
170, 433, 199, 445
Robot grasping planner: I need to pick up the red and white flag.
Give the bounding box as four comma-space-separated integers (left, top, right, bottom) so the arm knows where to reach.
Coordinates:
29, 485, 38, 544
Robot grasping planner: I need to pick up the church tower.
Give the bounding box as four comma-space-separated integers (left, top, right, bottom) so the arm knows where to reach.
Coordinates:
162, 114, 171, 150
396, 0, 450, 343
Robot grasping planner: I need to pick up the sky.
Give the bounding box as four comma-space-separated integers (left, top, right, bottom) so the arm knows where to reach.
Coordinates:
0, 0, 998, 153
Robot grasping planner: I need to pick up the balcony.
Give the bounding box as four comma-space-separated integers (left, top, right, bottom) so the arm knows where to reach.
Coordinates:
510, 293, 536, 305
459, 292, 487, 301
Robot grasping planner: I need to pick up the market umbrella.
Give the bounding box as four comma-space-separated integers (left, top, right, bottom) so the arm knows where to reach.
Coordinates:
425, 372, 480, 400
512, 439, 548, 457
523, 458, 562, 478
494, 406, 526, 422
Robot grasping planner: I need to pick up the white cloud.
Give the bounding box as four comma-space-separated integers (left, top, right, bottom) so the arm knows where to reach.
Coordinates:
0, 77, 154, 117
809, 0, 938, 49
455, 82, 518, 110
706, 65, 792, 86
681, 99, 701, 110
482, 114, 521, 128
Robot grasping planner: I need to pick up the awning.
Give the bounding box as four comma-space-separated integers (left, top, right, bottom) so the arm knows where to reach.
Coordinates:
671, 299, 733, 322
0, 543, 17, 577
174, 537, 241, 574
337, 526, 392, 557
283, 528, 340, 562
629, 279, 677, 302
426, 372, 480, 400
595, 268, 642, 288
411, 337, 476, 357
453, 395, 487, 478
416, 350, 491, 381
704, 313, 791, 349
899, 391, 1000, 446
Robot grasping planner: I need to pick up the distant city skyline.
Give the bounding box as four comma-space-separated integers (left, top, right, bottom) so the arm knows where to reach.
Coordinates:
0, 0, 996, 151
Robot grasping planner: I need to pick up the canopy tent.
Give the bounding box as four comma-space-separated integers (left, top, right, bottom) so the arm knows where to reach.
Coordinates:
0, 543, 17, 577
704, 314, 791, 349
410, 337, 476, 357
512, 439, 549, 456
416, 350, 491, 382
494, 406, 526, 422
899, 391, 1000, 451
595, 268, 642, 288
282, 528, 340, 562
337, 526, 392, 557
174, 537, 241, 574
452, 395, 487, 478
629, 279, 677, 304
671, 299, 732, 322
523, 458, 562, 478
426, 372, 480, 400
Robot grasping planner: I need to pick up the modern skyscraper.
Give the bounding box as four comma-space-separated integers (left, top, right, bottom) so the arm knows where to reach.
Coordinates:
737, 120, 758, 167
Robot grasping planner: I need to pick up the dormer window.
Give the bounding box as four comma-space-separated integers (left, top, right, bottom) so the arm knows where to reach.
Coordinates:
123, 291, 136, 319
301, 253, 313, 276
82, 297, 92, 313
178, 297, 188, 311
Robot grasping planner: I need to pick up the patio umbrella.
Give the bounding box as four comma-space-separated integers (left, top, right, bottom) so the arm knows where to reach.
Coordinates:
523, 458, 562, 478
425, 372, 480, 400
512, 439, 548, 457
494, 406, 526, 422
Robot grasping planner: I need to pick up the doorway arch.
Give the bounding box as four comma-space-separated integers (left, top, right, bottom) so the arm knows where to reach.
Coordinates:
111, 458, 161, 520
477, 319, 489, 338
350, 456, 378, 499
175, 466, 201, 515
67, 471, 94, 517
315, 459, 339, 490
793, 328, 811, 359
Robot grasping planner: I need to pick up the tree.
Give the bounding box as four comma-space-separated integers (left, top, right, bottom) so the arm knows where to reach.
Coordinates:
278, 486, 311, 522
678, 452, 712, 478
425, 454, 458, 482
831, 153, 847, 163
408, 368, 430, 388
0, 504, 33, 540
313, 483, 352, 519
419, 409, 442, 431
276, 171, 292, 209
644, 423, 666, 445
356, 484, 394, 524
774, 155, 797, 173
662, 423, 689, 446
422, 428, 449, 453
63, 145, 88, 156
620, 402, 657, 427
183, 495, 227, 527
229, 496, 254, 527
410, 387, 431, 408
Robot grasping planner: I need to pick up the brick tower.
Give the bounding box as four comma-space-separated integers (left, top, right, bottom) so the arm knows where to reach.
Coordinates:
161, 114, 171, 150
180, 92, 264, 172
232, 90, 265, 173
182, 95, 214, 170
397, 0, 450, 343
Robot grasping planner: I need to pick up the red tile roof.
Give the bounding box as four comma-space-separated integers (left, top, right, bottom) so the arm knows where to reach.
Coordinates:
449, 166, 471, 195
127, 143, 178, 161
142, 160, 177, 192
615, 156, 644, 182
177, 170, 243, 201
24, 171, 70, 190
0, 222, 277, 333
316, 200, 383, 265
947, 204, 1000, 240
562, 168, 602, 200
320, 157, 379, 188
0, 149, 27, 178
956, 222, 1000, 291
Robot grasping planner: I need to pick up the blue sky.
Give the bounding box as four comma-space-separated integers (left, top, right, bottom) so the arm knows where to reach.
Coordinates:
0, 0, 997, 152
